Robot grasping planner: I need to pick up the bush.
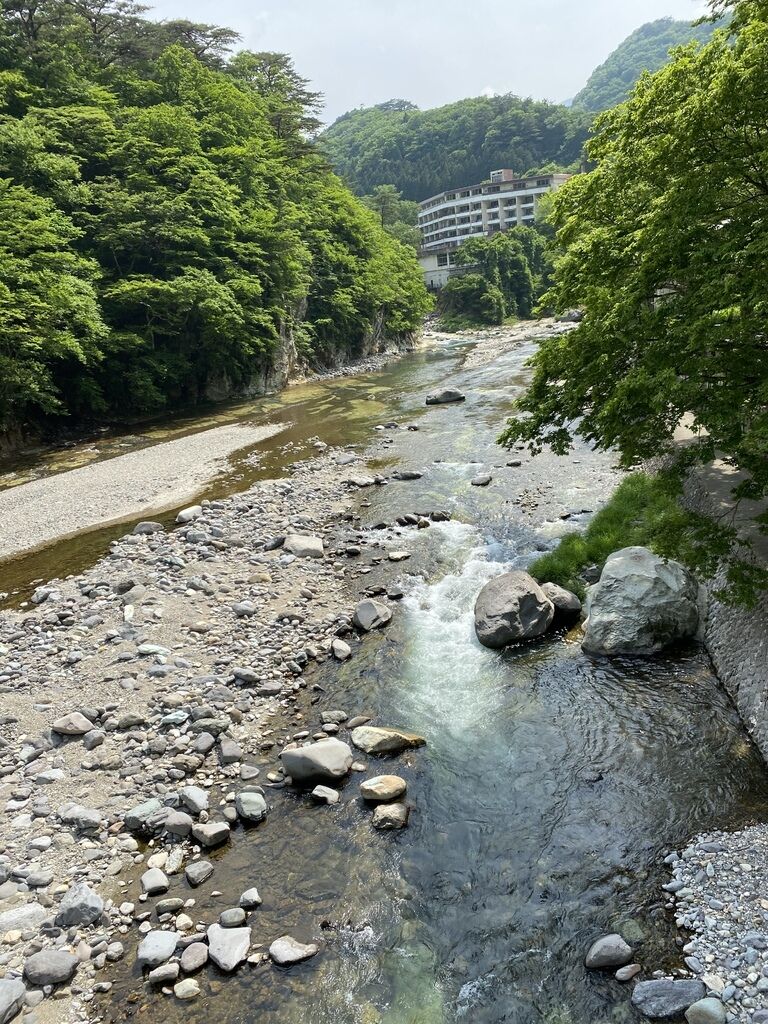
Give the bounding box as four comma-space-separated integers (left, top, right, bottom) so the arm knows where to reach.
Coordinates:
439, 274, 505, 327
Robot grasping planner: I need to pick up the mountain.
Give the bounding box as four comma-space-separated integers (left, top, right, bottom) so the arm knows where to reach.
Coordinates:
571, 17, 722, 113
320, 96, 592, 202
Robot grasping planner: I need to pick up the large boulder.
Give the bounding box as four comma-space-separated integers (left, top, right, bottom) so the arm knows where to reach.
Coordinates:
426, 389, 465, 405
631, 979, 707, 1019
582, 547, 700, 656
24, 950, 79, 986
352, 599, 392, 632
280, 738, 353, 783
584, 933, 633, 969
473, 572, 554, 649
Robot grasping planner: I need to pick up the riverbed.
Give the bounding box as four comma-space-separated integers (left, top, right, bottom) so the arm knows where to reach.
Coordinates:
1, 324, 767, 1024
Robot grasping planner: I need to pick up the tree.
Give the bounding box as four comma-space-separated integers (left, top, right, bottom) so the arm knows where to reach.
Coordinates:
227, 50, 322, 141
363, 184, 402, 228
500, 7, 768, 599
456, 233, 535, 317
440, 274, 504, 326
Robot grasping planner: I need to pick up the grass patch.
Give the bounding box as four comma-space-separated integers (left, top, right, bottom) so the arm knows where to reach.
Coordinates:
529, 471, 700, 597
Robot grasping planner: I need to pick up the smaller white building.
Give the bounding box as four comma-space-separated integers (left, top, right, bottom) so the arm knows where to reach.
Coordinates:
418, 168, 571, 289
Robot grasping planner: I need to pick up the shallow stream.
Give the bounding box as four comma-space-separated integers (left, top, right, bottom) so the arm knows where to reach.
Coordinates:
5, 330, 768, 1023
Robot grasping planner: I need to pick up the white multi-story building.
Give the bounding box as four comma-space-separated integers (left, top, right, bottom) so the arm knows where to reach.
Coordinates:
418, 168, 571, 289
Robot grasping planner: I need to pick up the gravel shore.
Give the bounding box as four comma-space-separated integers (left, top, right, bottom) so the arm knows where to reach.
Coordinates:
0, 423, 285, 561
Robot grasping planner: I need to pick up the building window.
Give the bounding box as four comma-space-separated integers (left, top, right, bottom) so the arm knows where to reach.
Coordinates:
437, 254, 448, 267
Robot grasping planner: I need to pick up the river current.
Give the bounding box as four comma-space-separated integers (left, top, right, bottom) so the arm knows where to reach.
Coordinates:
4, 330, 767, 1023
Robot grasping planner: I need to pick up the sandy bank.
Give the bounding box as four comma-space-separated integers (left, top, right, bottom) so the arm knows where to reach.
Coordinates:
0, 421, 283, 560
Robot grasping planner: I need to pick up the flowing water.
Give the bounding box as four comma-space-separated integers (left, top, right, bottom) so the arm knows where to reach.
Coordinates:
4, 331, 768, 1023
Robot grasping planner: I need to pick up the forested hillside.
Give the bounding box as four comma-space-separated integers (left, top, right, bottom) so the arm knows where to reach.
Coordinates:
0, 1, 429, 437
571, 17, 721, 112
320, 97, 591, 202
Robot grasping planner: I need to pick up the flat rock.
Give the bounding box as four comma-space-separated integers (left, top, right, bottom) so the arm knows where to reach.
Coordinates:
311, 785, 340, 804
185, 861, 214, 887
360, 775, 407, 801
280, 738, 353, 783
426, 389, 465, 405
685, 999, 727, 1024
207, 923, 250, 972
350, 726, 426, 755
471, 474, 492, 487
269, 935, 318, 966
52, 712, 94, 736
631, 979, 707, 1019
283, 534, 324, 559
24, 949, 79, 986
191, 822, 230, 848
180, 942, 208, 973
179, 786, 209, 815
0, 904, 48, 934
174, 978, 200, 1000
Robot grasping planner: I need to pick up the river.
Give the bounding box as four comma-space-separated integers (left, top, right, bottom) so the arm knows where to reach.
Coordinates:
4, 328, 768, 1024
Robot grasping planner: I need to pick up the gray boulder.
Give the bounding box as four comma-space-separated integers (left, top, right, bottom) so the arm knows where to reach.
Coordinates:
176, 505, 202, 524
52, 712, 94, 736
269, 935, 318, 966
0, 904, 48, 935
631, 979, 707, 1019
280, 739, 353, 783
283, 534, 324, 559
24, 950, 79, 986
426, 389, 465, 405
124, 798, 167, 834
540, 582, 582, 617
55, 883, 103, 928
583, 547, 700, 656
473, 572, 554, 649
206, 924, 250, 972
179, 786, 209, 816
137, 931, 179, 968
352, 599, 392, 632
0, 979, 26, 1024
350, 726, 426, 755
180, 943, 208, 973
235, 791, 267, 823
185, 861, 214, 887
191, 822, 230, 848
685, 999, 727, 1024
584, 933, 633, 969
141, 868, 169, 896
58, 803, 102, 832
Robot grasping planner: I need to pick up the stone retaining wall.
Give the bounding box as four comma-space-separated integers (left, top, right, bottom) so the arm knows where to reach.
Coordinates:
683, 471, 768, 762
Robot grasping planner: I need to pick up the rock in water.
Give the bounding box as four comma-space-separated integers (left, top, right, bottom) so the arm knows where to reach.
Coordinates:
206, 924, 250, 972
685, 1000, 727, 1024
360, 776, 407, 801
280, 738, 353, 782
269, 935, 318, 965
283, 534, 324, 558
426, 389, 466, 405
584, 933, 633, 969
235, 791, 267, 823
540, 582, 582, 618
473, 572, 554, 649
372, 802, 409, 829
55, 883, 103, 927
24, 950, 79, 986
582, 547, 700, 656
631, 979, 706, 1019
176, 505, 202, 524
350, 727, 425, 755
352, 599, 392, 631
0, 979, 26, 1024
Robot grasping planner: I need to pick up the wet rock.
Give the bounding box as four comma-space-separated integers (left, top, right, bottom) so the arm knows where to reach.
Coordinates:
235, 792, 267, 823
360, 776, 407, 801
332, 639, 351, 661
283, 535, 324, 559
180, 943, 208, 973
583, 547, 700, 656
220, 908, 246, 928
685, 999, 726, 1024
137, 930, 179, 968
471, 474, 492, 487
352, 600, 392, 632
174, 978, 200, 1000
616, 963, 641, 982
176, 505, 202, 524
584, 934, 633, 969
24, 949, 79, 986
631, 980, 706, 1019
55, 883, 103, 928
372, 802, 409, 830
206, 924, 250, 972
311, 785, 339, 805
350, 727, 425, 755
148, 962, 179, 986
426, 389, 465, 405
52, 712, 94, 736
280, 738, 353, 783
391, 470, 423, 481
0, 978, 26, 1024
185, 861, 214, 887
540, 582, 582, 619
269, 935, 318, 966
133, 521, 164, 535
473, 571, 554, 649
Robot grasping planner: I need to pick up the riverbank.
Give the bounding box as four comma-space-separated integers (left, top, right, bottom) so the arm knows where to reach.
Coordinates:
0, 424, 285, 561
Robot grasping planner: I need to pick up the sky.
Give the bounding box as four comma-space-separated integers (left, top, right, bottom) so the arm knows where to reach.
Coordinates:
148, 0, 711, 124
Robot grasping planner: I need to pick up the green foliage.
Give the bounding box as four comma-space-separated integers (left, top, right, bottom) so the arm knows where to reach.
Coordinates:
320, 96, 591, 202
0, 1, 429, 430
572, 17, 722, 113
503, 6, 768, 601
439, 274, 505, 329
456, 233, 534, 318
361, 184, 420, 250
